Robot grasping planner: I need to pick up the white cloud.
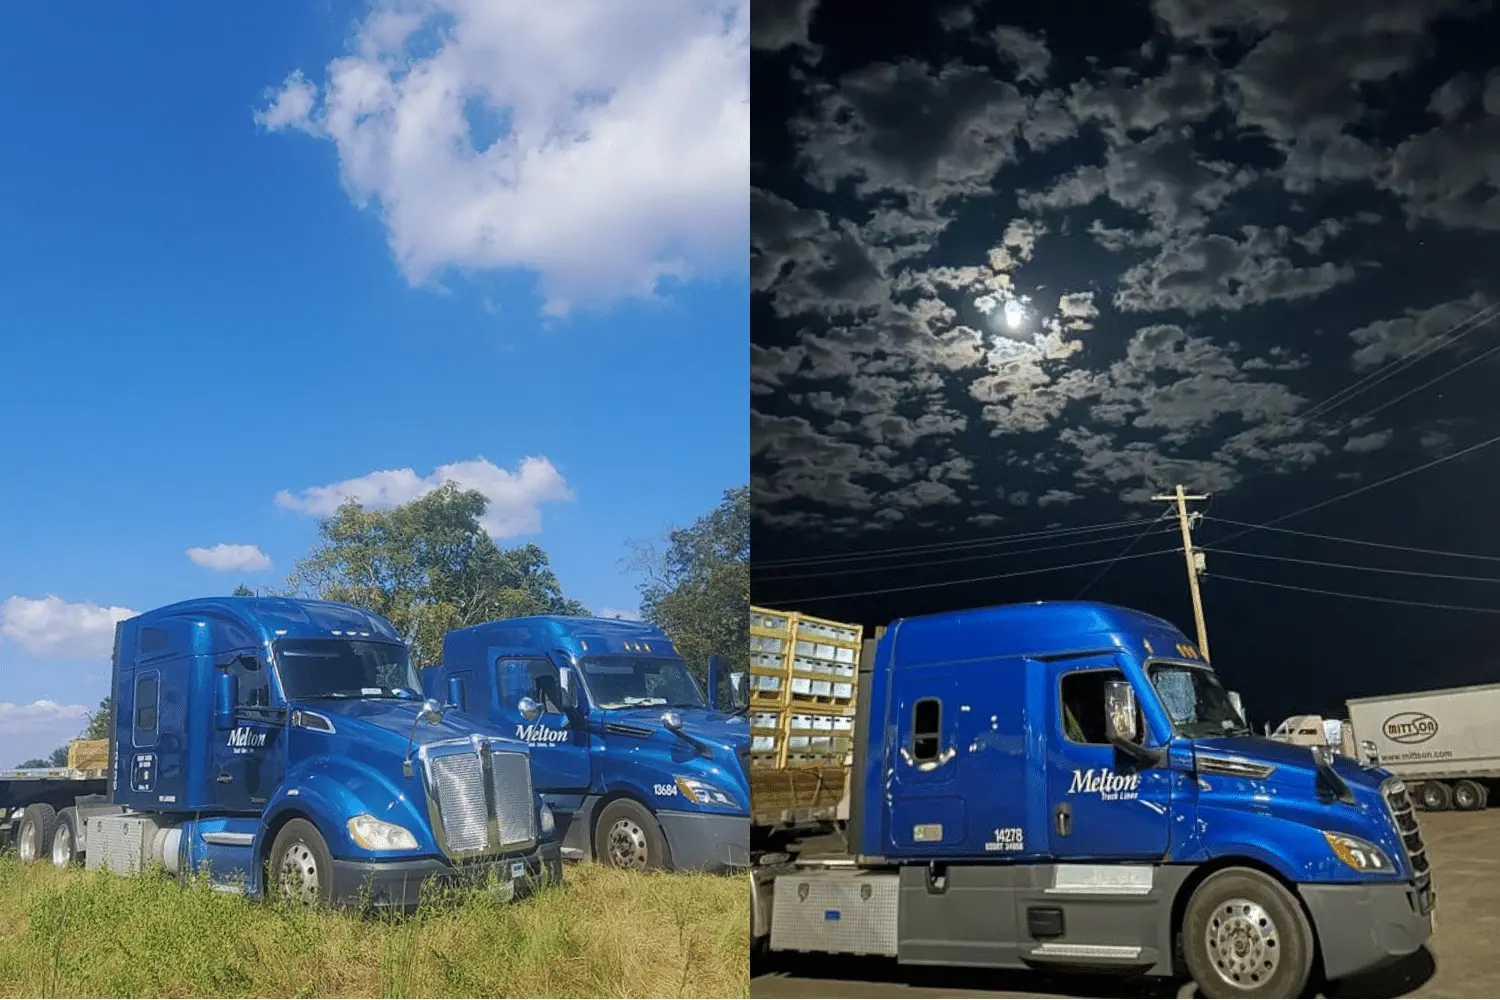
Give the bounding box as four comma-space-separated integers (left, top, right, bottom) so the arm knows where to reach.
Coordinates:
1344, 430, 1395, 454
1, 595, 136, 660
256, 0, 748, 316
0, 700, 89, 734
276, 456, 574, 538
186, 543, 272, 573
598, 608, 642, 620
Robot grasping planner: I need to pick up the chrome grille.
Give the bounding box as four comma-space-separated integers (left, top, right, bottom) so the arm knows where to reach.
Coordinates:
420, 738, 539, 860
489, 750, 536, 847
430, 753, 490, 854
1381, 778, 1431, 884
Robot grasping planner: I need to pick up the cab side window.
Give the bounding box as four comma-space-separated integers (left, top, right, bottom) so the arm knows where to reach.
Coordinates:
235, 655, 270, 708
911, 697, 942, 762
1059, 668, 1135, 745
496, 658, 563, 713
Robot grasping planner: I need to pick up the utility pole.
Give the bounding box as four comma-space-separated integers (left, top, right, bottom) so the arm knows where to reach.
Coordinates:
1153, 484, 1211, 661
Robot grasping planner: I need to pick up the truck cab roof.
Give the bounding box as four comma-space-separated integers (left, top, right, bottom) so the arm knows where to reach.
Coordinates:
124, 595, 405, 653
442, 615, 678, 661
884, 600, 1189, 665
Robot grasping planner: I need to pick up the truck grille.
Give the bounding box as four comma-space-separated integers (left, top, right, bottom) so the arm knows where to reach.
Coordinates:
1381, 778, 1430, 884
422, 740, 537, 860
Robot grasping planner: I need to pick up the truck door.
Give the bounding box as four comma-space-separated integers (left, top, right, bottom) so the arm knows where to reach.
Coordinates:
211, 653, 286, 813
1046, 660, 1171, 859
886, 671, 967, 855
491, 653, 591, 793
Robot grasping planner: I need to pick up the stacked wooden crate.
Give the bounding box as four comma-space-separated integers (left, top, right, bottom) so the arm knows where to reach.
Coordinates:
66, 739, 109, 771
747, 606, 861, 769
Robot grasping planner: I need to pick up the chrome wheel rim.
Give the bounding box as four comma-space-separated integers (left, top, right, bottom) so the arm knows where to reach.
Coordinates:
1456, 784, 1478, 809
277, 842, 321, 904
1205, 897, 1280, 990
51, 825, 73, 868
606, 817, 650, 870
18, 822, 38, 863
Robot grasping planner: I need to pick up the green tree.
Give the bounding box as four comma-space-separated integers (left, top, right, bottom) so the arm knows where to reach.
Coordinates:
18, 746, 69, 768
82, 696, 112, 740
630, 486, 749, 699
287, 483, 588, 665
233, 584, 254, 596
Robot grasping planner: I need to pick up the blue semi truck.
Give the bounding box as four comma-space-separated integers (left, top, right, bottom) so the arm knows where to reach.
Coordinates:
751, 601, 1434, 999
423, 616, 750, 873
3, 596, 561, 909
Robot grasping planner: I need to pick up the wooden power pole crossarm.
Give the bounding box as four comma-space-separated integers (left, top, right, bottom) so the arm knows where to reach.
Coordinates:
1153, 485, 1212, 662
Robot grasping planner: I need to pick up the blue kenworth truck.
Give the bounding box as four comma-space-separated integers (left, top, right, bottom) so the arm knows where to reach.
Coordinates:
423, 615, 750, 872
1, 596, 561, 909
751, 601, 1434, 999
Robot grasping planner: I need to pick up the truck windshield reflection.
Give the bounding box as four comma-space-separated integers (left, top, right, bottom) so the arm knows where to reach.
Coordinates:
579, 655, 705, 710
274, 638, 423, 701
1150, 662, 1250, 738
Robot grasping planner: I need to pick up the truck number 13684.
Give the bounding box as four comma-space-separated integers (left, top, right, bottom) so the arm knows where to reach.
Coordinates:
653, 783, 678, 797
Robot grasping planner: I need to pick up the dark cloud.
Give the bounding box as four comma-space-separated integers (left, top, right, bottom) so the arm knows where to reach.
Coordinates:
751, 0, 821, 54
992, 26, 1051, 84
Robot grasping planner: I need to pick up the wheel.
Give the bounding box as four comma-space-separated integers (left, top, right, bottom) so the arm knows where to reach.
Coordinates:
16, 804, 57, 864
592, 799, 670, 871
1453, 780, 1486, 811
1418, 780, 1453, 812
1182, 868, 1314, 999
268, 819, 335, 906
51, 808, 82, 868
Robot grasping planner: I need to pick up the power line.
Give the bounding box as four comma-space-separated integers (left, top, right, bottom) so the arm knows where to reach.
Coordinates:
1209, 547, 1500, 584
756, 547, 1178, 606
1210, 573, 1500, 616
1210, 428, 1500, 548
1075, 514, 1173, 599
752, 516, 1147, 570
1300, 301, 1500, 423
761, 523, 1176, 581
1336, 333, 1500, 428
1206, 517, 1500, 563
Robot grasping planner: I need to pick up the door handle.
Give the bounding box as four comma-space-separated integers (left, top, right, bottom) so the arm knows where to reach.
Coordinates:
216, 772, 232, 785
1054, 802, 1072, 837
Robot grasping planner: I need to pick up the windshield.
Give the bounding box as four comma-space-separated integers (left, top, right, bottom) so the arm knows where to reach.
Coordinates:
274, 639, 421, 701
1149, 662, 1249, 738
579, 655, 706, 710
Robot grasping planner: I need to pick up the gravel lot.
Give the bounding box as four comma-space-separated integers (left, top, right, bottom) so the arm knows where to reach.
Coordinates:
752, 810, 1497, 999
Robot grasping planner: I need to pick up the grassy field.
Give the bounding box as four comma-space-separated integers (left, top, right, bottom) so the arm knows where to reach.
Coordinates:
0, 854, 748, 998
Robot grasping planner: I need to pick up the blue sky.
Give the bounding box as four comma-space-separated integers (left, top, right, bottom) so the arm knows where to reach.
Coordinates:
0, 1, 748, 764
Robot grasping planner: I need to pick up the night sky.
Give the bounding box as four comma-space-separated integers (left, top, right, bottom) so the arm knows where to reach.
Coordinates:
750, 0, 1500, 728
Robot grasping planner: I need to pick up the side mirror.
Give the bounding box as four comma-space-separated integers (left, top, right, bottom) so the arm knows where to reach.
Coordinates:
419, 698, 444, 726
707, 655, 723, 709
447, 676, 465, 712
403, 698, 446, 778
661, 710, 684, 732
518, 696, 543, 722
729, 671, 749, 710
215, 671, 238, 730
557, 666, 579, 711
1104, 680, 1140, 745
1227, 690, 1245, 725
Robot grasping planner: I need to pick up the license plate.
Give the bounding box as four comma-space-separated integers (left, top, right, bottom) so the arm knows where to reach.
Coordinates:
511, 861, 526, 879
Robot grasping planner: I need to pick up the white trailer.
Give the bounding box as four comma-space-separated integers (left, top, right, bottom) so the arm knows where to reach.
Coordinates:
1347, 682, 1500, 812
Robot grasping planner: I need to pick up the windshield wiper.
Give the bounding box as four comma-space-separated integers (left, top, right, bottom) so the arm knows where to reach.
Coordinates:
303, 692, 358, 700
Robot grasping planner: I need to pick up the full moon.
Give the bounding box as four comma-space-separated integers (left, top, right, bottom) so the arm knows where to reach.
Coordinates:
1002, 299, 1025, 330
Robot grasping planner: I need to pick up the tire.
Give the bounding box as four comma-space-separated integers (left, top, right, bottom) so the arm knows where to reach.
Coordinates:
1182, 868, 1314, 999
16, 804, 57, 865
1418, 780, 1453, 812
593, 799, 671, 871
1454, 779, 1486, 811
267, 819, 335, 906
51, 808, 82, 868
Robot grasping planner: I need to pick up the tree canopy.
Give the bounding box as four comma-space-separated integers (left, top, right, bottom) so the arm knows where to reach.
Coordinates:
631, 486, 748, 699
287, 483, 589, 666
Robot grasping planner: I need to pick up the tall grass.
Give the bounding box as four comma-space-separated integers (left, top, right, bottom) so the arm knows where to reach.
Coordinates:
0, 854, 748, 998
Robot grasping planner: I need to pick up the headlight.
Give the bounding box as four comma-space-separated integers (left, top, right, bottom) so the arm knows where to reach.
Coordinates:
1323, 831, 1392, 872
674, 776, 737, 808
539, 802, 555, 836
347, 814, 419, 852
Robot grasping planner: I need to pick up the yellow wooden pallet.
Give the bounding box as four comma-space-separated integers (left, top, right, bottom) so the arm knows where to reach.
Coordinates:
749, 606, 863, 770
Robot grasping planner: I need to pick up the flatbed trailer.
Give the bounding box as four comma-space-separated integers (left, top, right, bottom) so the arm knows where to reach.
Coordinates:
0, 760, 109, 863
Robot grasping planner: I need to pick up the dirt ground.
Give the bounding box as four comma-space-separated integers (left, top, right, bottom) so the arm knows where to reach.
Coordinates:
751, 810, 1500, 999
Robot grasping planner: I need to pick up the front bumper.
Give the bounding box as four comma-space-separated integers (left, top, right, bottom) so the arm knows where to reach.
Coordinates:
656, 809, 749, 873
329, 840, 564, 912
1300, 879, 1434, 981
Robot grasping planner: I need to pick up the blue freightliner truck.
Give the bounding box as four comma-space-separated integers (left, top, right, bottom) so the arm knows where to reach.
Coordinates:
751, 601, 1435, 999
4, 597, 561, 909
423, 616, 750, 872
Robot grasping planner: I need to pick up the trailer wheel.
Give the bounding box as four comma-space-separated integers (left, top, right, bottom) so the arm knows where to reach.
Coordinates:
268, 819, 334, 906
1182, 868, 1314, 999
15, 804, 57, 864
1418, 781, 1453, 812
51, 808, 83, 868
593, 799, 670, 871
1453, 780, 1485, 811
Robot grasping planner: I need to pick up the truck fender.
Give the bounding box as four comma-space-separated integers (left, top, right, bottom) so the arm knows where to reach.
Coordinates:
1196, 840, 1301, 883
260, 763, 435, 864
